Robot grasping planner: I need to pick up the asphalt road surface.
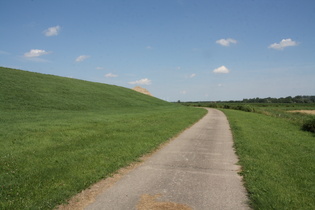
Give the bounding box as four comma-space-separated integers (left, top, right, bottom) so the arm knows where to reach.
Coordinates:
85, 108, 249, 210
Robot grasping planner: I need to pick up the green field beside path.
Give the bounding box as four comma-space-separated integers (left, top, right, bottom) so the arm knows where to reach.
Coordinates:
223, 109, 315, 210
0, 67, 206, 209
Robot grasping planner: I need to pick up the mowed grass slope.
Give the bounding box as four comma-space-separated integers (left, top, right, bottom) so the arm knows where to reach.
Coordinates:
0, 67, 169, 111
223, 109, 315, 209
0, 67, 207, 209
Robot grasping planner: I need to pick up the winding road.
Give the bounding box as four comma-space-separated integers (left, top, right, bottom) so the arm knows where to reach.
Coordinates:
85, 108, 249, 210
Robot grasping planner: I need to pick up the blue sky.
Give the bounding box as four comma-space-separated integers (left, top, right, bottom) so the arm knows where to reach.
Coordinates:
1, 0, 314, 101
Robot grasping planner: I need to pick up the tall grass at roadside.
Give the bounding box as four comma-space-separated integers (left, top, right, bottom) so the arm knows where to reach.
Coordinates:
0, 67, 207, 209
302, 118, 315, 133
222, 109, 315, 209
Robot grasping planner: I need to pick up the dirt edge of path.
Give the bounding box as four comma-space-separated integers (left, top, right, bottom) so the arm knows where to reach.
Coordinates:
56, 109, 208, 210
57, 155, 147, 210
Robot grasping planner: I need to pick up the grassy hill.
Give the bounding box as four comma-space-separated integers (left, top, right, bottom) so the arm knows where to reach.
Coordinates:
0, 67, 206, 209
0, 67, 169, 111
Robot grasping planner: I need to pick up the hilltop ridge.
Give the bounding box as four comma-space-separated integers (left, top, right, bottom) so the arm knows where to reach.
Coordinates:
0, 67, 169, 111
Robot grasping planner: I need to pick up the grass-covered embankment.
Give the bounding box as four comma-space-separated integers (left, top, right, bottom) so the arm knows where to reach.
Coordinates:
223, 109, 315, 209
0, 67, 207, 209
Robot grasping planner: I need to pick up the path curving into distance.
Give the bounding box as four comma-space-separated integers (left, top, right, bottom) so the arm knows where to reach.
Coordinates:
85, 108, 249, 210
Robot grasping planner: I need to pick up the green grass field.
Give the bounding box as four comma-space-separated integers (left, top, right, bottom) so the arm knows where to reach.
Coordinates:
222, 108, 315, 209
0, 67, 207, 209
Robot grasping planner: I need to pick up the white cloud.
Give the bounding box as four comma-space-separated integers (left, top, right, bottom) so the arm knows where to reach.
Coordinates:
105, 73, 118, 78
213, 65, 230, 74
128, 78, 152, 85
188, 73, 196, 78
43, 25, 61, 37
24, 49, 50, 57
96, 67, 104, 70
146, 46, 153, 50
216, 38, 237, 47
268, 38, 298, 50
75, 55, 90, 62
180, 90, 187, 95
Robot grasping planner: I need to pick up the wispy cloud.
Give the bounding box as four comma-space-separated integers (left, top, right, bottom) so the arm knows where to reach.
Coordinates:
22, 49, 51, 62
180, 90, 187, 95
96, 67, 104, 70
268, 38, 298, 50
75, 55, 90, 62
186, 73, 196, 78
43, 25, 61, 37
216, 38, 237, 47
213, 65, 230, 74
105, 73, 118, 78
128, 78, 152, 85
24, 49, 50, 57
146, 46, 153, 50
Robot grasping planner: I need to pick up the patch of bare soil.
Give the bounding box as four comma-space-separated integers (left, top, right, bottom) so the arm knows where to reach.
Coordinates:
136, 194, 192, 210
56, 161, 143, 210
56, 130, 186, 210
288, 110, 315, 115
132, 86, 153, 96
56, 112, 207, 210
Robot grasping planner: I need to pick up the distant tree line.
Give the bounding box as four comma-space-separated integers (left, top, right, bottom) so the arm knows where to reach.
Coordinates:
241, 95, 315, 103
182, 95, 315, 104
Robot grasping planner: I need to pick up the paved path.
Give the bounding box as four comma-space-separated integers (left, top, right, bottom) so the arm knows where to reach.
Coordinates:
85, 108, 249, 210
